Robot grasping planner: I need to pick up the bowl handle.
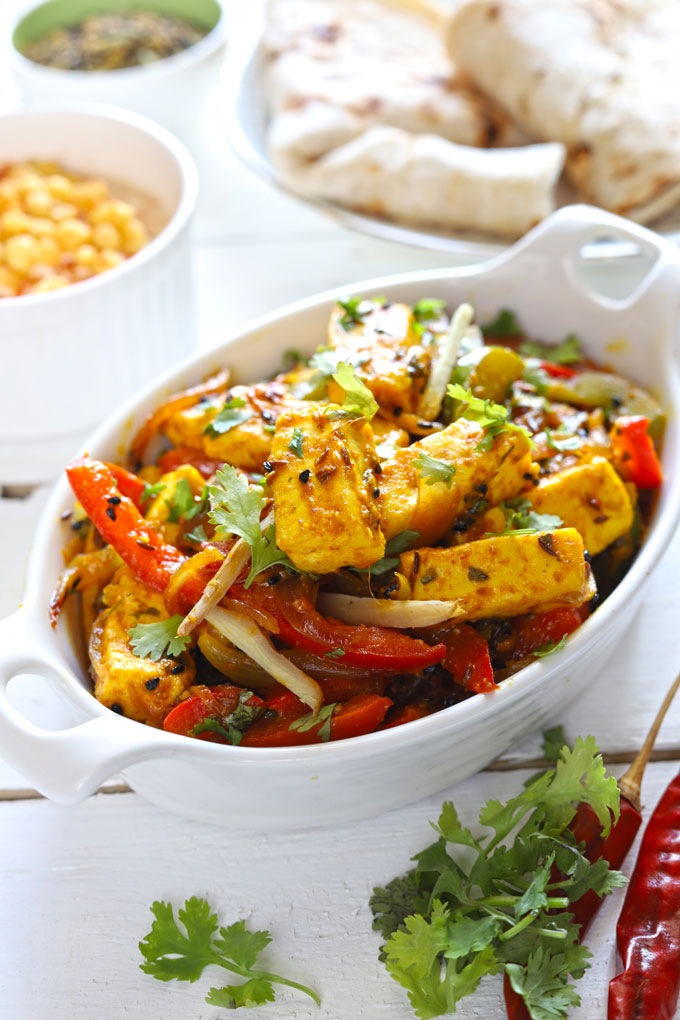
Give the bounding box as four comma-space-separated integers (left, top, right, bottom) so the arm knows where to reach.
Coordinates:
0, 611, 172, 804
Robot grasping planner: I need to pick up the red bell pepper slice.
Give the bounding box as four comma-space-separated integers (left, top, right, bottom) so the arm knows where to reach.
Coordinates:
158, 446, 225, 480
163, 684, 264, 743
65, 458, 186, 594
611, 415, 662, 489
240, 693, 393, 747
540, 361, 576, 379
512, 606, 583, 659
105, 463, 147, 509
443, 624, 497, 694
228, 581, 446, 671
379, 704, 431, 729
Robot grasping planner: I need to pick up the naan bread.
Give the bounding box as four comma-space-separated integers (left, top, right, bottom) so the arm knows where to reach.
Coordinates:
273, 125, 565, 236
264, 0, 565, 235
449, 0, 680, 223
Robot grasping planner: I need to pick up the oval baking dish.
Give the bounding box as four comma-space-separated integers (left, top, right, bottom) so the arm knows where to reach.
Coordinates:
0, 205, 678, 830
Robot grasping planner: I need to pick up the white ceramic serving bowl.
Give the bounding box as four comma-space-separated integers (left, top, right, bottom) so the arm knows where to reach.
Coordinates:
0, 205, 678, 831
0, 105, 198, 485
8, 0, 227, 134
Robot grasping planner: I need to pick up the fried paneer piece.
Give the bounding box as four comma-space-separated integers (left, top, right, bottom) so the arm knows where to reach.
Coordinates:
399, 528, 593, 620
269, 406, 385, 573
144, 464, 206, 544
89, 567, 194, 726
326, 300, 435, 416
163, 380, 310, 473
379, 418, 536, 544
528, 458, 634, 556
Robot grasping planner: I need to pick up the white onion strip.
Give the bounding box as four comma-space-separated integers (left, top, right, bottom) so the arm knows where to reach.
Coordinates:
318, 592, 461, 628
206, 606, 322, 714
177, 512, 273, 638
417, 302, 474, 422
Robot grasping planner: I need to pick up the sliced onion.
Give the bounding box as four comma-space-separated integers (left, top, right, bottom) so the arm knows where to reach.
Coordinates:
317, 592, 461, 628
417, 303, 474, 421
206, 606, 322, 713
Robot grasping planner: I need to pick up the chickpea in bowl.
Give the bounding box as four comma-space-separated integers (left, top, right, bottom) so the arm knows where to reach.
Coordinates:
0, 160, 150, 297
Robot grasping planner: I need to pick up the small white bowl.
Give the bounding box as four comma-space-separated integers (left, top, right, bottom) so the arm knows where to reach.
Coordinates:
8, 0, 227, 133
0, 105, 198, 485
0, 205, 677, 830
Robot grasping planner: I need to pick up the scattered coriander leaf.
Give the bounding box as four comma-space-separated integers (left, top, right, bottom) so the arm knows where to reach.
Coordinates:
412, 451, 456, 488
522, 364, 550, 394
535, 635, 569, 658
545, 429, 582, 453
164, 478, 195, 523
190, 717, 232, 740
184, 523, 208, 545
139, 897, 218, 982
281, 348, 307, 372
128, 615, 191, 662
336, 295, 384, 331
288, 427, 304, 458
542, 726, 569, 762
497, 499, 563, 537
447, 383, 533, 451
325, 647, 346, 659
520, 334, 582, 366
289, 703, 336, 742
357, 529, 421, 576
413, 298, 446, 322
481, 309, 522, 337
330, 362, 379, 421
207, 977, 276, 1008
204, 397, 254, 437
140, 481, 165, 505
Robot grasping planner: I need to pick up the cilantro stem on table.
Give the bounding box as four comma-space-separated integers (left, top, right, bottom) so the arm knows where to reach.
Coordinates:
139, 897, 320, 1010
370, 737, 625, 1020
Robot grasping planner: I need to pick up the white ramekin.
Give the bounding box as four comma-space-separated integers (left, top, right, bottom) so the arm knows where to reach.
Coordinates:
8, 0, 227, 133
0, 206, 678, 829
0, 105, 198, 485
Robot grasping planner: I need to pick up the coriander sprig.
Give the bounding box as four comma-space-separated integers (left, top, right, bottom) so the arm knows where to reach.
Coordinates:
139, 897, 320, 1010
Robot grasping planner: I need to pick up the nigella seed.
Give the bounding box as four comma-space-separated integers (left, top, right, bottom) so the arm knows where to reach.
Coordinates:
584, 550, 592, 563
413, 551, 420, 574
299, 469, 311, 483
105, 505, 117, 521
71, 519, 86, 531
110, 703, 124, 715
170, 663, 185, 675
373, 488, 380, 498
263, 461, 274, 473
267, 574, 282, 585
145, 677, 160, 691
393, 406, 403, 417
523, 472, 534, 481
106, 496, 121, 505
373, 463, 382, 475
538, 533, 560, 558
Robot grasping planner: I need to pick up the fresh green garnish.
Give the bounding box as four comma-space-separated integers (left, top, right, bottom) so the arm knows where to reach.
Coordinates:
128, 615, 191, 662
292, 346, 365, 400
358, 529, 421, 576
413, 451, 456, 488
325, 648, 346, 659
447, 383, 533, 452
165, 480, 208, 523
288, 427, 304, 458
521, 364, 550, 394
281, 348, 307, 372
534, 634, 569, 658
371, 737, 625, 1020
481, 309, 522, 337
289, 703, 336, 742
140, 481, 165, 505
190, 717, 232, 741
208, 466, 296, 587
184, 523, 208, 545
139, 898, 320, 1010
413, 298, 446, 322
204, 397, 254, 437
520, 334, 582, 366
495, 498, 563, 537
330, 362, 379, 421
190, 691, 263, 746
545, 429, 582, 453
336, 295, 384, 332
542, 725, 568, 762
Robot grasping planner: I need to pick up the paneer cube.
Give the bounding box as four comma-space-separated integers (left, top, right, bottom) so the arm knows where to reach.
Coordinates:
145, 464, 206, 545
399, 528, 593, 621
528, 458, 633, 556
269, 406, 385, 573
90, 567, 195, 726
326, 300, 434, 416
164, 380, 309, 472
379, 418, 536, 545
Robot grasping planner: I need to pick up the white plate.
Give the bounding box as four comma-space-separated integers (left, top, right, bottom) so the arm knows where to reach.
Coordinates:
222, 10, 680, 260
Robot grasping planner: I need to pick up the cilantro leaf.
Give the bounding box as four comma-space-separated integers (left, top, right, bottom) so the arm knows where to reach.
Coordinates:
370, 873, 426, 942
325, 647, 346, 658
447, 383, 533, 451
413, 298, 447, 322
208, 465, 295, 587
190, 717, 232, 740
520, 334, 582, 366
289, 703, 335, 742
141, 481, 165, 505
288, 426, 304, 458
336, 295, 385, 331
481, 309, 522, 337
534, 635, 568, 657
184, 523, 208, 545
164, 479, 207, 524
128, 615, 191, 662
505, 944, 591, 1020
139, 898, 218, 982
330, 362, 379, 421
213, 920, 271, 971
204, 397, 254, 437
281, 348, 307, 372
359, 529, 420, 576
413, 451, 456, 488
542, 726, 568, 762
431, 801, 481, 851
497, 499, 563, 537
207, 978, 276, 1008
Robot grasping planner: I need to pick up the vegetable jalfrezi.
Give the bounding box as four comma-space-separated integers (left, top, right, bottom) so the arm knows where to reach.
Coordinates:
51, 299, 664, 747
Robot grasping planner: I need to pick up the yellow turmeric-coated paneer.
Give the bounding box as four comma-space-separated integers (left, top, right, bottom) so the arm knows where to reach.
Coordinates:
379, 418, 536, 545
326, 300, 434, 416
399, 528, 592, 620
144, 464, 206, 545
89, 567, 195, 726
163, 380, 309, 472
528, 458, 633, 556
268, 406, 385, 573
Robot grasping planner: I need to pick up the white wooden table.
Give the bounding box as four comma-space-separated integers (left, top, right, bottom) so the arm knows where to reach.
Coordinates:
2, 6, 680, 1017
